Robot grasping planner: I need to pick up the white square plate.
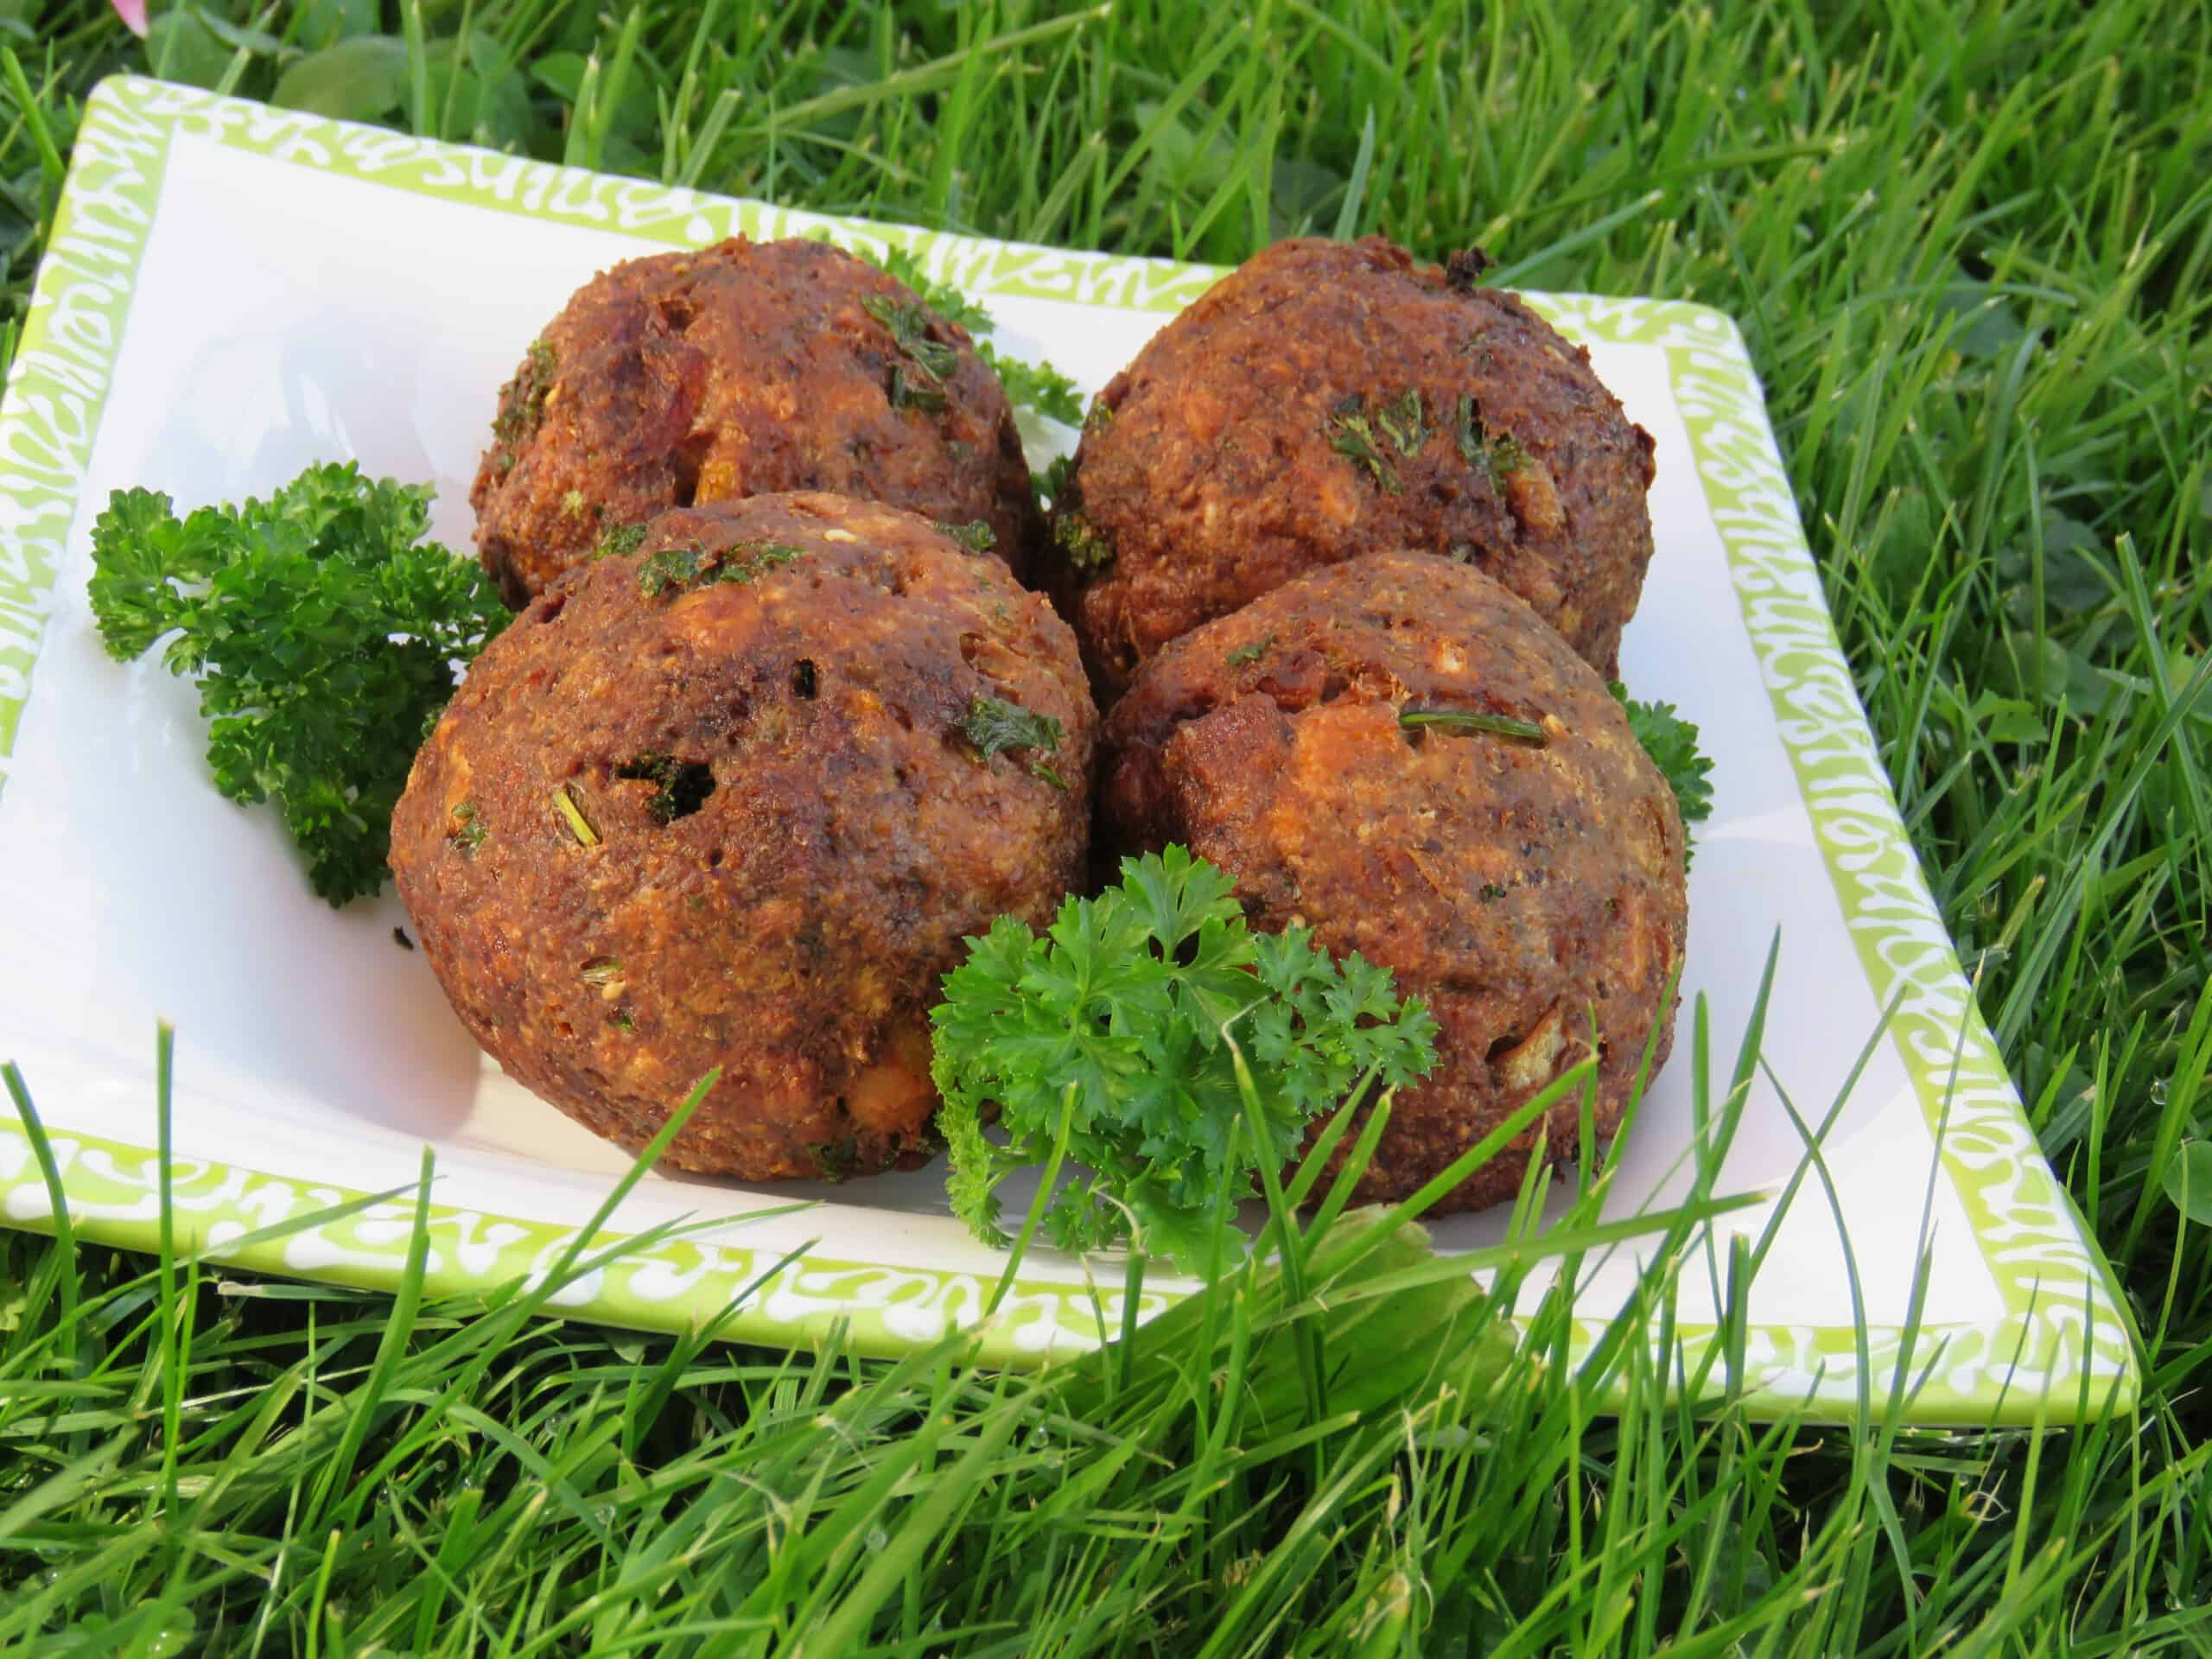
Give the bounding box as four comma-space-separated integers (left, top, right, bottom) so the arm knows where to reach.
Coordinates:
0, 78, 2134, 1422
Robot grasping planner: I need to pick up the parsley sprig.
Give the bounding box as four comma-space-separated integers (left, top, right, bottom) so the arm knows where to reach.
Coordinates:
931, 847, 1438, 1274
86, 465, 512, 905
1612, 685, 1716, 865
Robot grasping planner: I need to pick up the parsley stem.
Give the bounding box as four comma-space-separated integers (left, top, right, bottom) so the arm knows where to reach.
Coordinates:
1398, 707, 1548, 745
553, 784, 601, 847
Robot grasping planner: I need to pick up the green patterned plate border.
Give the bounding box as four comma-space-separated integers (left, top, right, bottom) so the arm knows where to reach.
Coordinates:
0, 77, 2137, 1421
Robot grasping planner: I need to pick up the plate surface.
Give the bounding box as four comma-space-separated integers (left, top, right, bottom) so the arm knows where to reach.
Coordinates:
0, 77, 2135, 1422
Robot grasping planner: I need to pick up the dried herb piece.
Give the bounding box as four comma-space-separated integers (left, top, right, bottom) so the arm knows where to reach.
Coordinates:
553, 784, 601, 846
937, 520, 997, 554
864, 292, 960, 382
616, 753, 716, 824
957, 696, 1065, 769
1398, 707, 1548, 745
596, 522, 647, 560
492, 337, 556, 445
1376, 388, 1429, 456
1325, 395, 1402, 493
713, 543, 804, 586
638, 544, 705, 595
1455, 394, 1528, 480
1227, 636, 1274, 667
1052, 511, 1116, 575
447, 801, 487, 856
887, 365, 950, 414
810, 1136, 861, 1182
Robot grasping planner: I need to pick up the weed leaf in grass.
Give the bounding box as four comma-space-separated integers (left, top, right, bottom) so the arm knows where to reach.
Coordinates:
2161, 1141, 2212, 1225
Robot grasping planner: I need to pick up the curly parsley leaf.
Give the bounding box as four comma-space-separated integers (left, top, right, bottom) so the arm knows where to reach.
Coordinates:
86, 464, 512, 906
1611, 683, 1715, 866
931, 846, 1439, 1274
976, 340, 1085, 425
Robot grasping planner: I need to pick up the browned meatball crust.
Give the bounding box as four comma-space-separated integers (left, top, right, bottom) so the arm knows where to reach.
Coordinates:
1049, 236, 1656, 696
1101, 550, 1685, 1212
393, 493, 1096, 1182
471, 238, 1036, 605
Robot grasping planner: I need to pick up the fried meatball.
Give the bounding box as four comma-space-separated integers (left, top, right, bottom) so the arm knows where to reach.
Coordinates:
471, 238, 1036, 605
1047, 236, 1656, 696
1101, 550, 1685, 1212
392, 493, 1096, 1182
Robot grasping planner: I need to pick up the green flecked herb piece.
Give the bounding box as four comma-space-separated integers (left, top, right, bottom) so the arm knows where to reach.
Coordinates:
596, 522, 646, 560
1227, 636, 1274, 667
1030, 762, 1070, 792
609, 1010, 635, 1033
579, 957, 623, 984
447, 801, 486, 857
863, 292, 961, 382
1325, 396, 1401, 493
957, 696, 1064, 765
1376, 388, 1429, 456
887, 365, 950, 414
1478, 882, 1508, 901
1052, 510, 1116, 575
638, 544, 704, 595
1082, 393, 1115, 438
810, 1136, 861, 1182
1399, 707, 1548, 745
616, 753, 715, 824
640, 541, 800, 597
492, 338, 556, 443
938, 519, 997, 554
714, 543, 804, 586
1456, 394, 1528, 480
553, 784, 601, 847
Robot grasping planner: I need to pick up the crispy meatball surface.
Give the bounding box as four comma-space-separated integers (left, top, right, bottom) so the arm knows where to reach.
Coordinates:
471, 238, 1035, 605
1049, 236, 1656, 696
393, 493, 1096, 1183
1101, 550, 1685, 1212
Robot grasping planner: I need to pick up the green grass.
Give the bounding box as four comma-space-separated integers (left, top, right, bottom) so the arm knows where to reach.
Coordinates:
3, 0, 2209, 1650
